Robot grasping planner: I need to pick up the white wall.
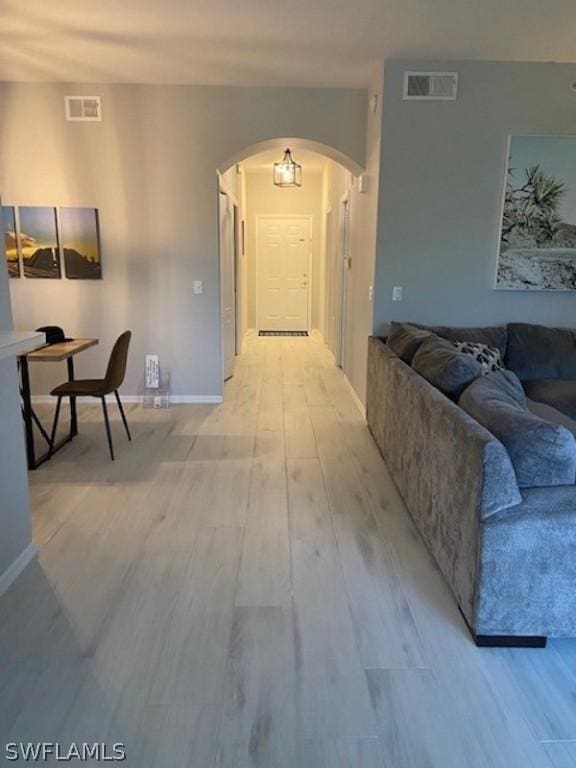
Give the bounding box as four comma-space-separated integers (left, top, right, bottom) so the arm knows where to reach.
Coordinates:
0, 215, 34, 590
243, 168, 324, 331
0, 83, 367, 398
374, 60, 576, 334
343, 65, 383, 406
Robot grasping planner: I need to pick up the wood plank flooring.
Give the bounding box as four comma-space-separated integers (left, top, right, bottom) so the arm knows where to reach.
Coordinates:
1, 332, 575, 766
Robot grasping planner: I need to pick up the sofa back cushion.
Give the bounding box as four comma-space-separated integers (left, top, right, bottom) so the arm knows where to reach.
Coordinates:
412, 323, 508, 358
506, 323, 576, 380
387, 322, 435, 364
459, 370, 576, 488
412, 336, 483, 399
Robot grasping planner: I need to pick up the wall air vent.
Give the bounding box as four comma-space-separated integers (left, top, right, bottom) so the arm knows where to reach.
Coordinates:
65, 96, 102, 121
403, 72, 458, 101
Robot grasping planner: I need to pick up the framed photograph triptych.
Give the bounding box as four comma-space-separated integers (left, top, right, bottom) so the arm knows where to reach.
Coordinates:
1, 205, 102, 280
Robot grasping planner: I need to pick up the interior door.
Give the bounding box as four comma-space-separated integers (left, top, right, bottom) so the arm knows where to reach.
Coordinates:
219, 192, 236, 380
257, 217, 310, 332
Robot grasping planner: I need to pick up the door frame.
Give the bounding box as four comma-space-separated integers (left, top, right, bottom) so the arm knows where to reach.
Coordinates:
336, 192, 351, 368
233, 202, 241, 355
255, 214, 313, 333
219, 188, 238, 382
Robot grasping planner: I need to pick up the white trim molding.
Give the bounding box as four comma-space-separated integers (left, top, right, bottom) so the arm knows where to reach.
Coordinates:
343, 374, 366, 419
168, 395, 223, 404
31, 394, 223, 405
0, 542, 37, 598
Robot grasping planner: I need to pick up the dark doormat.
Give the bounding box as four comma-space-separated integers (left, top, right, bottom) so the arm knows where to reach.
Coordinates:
258, 330, 309, 337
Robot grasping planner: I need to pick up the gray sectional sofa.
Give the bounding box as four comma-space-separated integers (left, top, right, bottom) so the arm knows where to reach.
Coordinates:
366, 322, 576, 647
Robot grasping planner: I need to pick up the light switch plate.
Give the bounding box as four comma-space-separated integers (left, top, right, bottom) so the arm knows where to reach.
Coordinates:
194, 280, 203, 295
392, 286, 403, 302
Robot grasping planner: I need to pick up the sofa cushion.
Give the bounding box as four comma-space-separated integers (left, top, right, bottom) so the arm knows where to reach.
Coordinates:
527, 399, 576, 437
413, 323, 508, 358
506, 323, 576, 380
412, 336, 483, 399
523, 379, 576, 420
459, 370, 576, 488
452, 341, 505, 374
387, 322, 435, 364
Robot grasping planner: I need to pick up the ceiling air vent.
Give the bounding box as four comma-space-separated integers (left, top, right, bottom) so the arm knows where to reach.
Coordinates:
65, 96, 102, 121
403, 72, 458, 101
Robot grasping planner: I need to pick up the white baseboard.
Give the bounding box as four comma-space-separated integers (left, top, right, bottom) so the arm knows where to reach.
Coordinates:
342, 374, 366, 419
169, 395, 223, 404
0, 542, 37, 598
31, 395, 223, 405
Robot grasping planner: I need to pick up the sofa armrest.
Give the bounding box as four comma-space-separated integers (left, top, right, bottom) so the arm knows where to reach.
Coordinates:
478, 485, 576, 636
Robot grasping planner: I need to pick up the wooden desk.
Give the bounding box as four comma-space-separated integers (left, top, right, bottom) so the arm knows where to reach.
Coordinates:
26, 338, 98, 362
19, 338, 99, 469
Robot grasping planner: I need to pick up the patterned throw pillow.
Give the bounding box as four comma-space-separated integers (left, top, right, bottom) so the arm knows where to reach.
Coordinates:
452, 341, 504, 374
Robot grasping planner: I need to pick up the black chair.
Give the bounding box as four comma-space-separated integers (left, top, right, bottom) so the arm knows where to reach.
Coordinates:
49, 331, 132, 461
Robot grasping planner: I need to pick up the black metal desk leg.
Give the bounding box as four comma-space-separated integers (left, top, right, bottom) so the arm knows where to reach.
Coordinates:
67, 357, 78, 437
19, 356, 36, 470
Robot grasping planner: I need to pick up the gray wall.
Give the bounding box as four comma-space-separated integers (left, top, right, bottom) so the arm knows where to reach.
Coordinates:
0, 228, 33, 583
0, 83, 367, 397
374, 61, 576, 334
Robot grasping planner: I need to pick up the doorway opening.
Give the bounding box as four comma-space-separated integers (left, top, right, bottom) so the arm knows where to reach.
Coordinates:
218, 141, 358, 385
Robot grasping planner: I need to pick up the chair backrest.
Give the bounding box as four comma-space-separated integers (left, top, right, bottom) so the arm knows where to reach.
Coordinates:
104, 331, 132, 391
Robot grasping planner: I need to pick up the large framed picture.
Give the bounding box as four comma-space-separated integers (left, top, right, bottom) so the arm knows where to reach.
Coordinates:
19, 206, 61, 279
495, 136, 576, 291
59, 207, 102, 279
1, 206, 20, 278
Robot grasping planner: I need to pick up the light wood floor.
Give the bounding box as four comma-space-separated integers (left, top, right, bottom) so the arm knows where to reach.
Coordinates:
1, 333, 576, 767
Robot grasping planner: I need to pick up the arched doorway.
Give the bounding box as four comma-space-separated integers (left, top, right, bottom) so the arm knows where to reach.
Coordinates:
218, 139, 361, 387
217, 138, 363, 178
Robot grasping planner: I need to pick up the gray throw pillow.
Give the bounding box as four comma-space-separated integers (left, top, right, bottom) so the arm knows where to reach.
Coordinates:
387, 322, 434, 364
459, 370, 576, 488
412, 336, 483, 399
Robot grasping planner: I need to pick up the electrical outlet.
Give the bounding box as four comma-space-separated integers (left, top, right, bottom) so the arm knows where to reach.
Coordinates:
392, 286, 403, 302
368, 285, 373, 302
194, 280, 203, 295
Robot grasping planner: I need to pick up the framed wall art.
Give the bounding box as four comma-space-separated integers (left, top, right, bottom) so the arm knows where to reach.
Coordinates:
496, 135, 576, 291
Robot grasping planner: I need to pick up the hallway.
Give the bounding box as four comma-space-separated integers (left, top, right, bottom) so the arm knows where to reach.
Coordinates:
0, 334, 574, 767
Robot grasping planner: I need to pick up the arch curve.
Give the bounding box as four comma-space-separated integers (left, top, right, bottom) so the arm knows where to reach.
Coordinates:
218, 138, 364, 177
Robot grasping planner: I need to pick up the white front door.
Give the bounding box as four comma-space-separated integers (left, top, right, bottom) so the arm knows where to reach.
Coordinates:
219, 192, 236, 380
257, 216, 311, 332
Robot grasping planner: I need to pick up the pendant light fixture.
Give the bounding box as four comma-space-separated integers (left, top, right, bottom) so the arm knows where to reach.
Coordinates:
273, 148, 302, 187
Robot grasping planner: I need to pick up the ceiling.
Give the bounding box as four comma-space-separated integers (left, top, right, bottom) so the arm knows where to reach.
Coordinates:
1, 0, 576, 87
